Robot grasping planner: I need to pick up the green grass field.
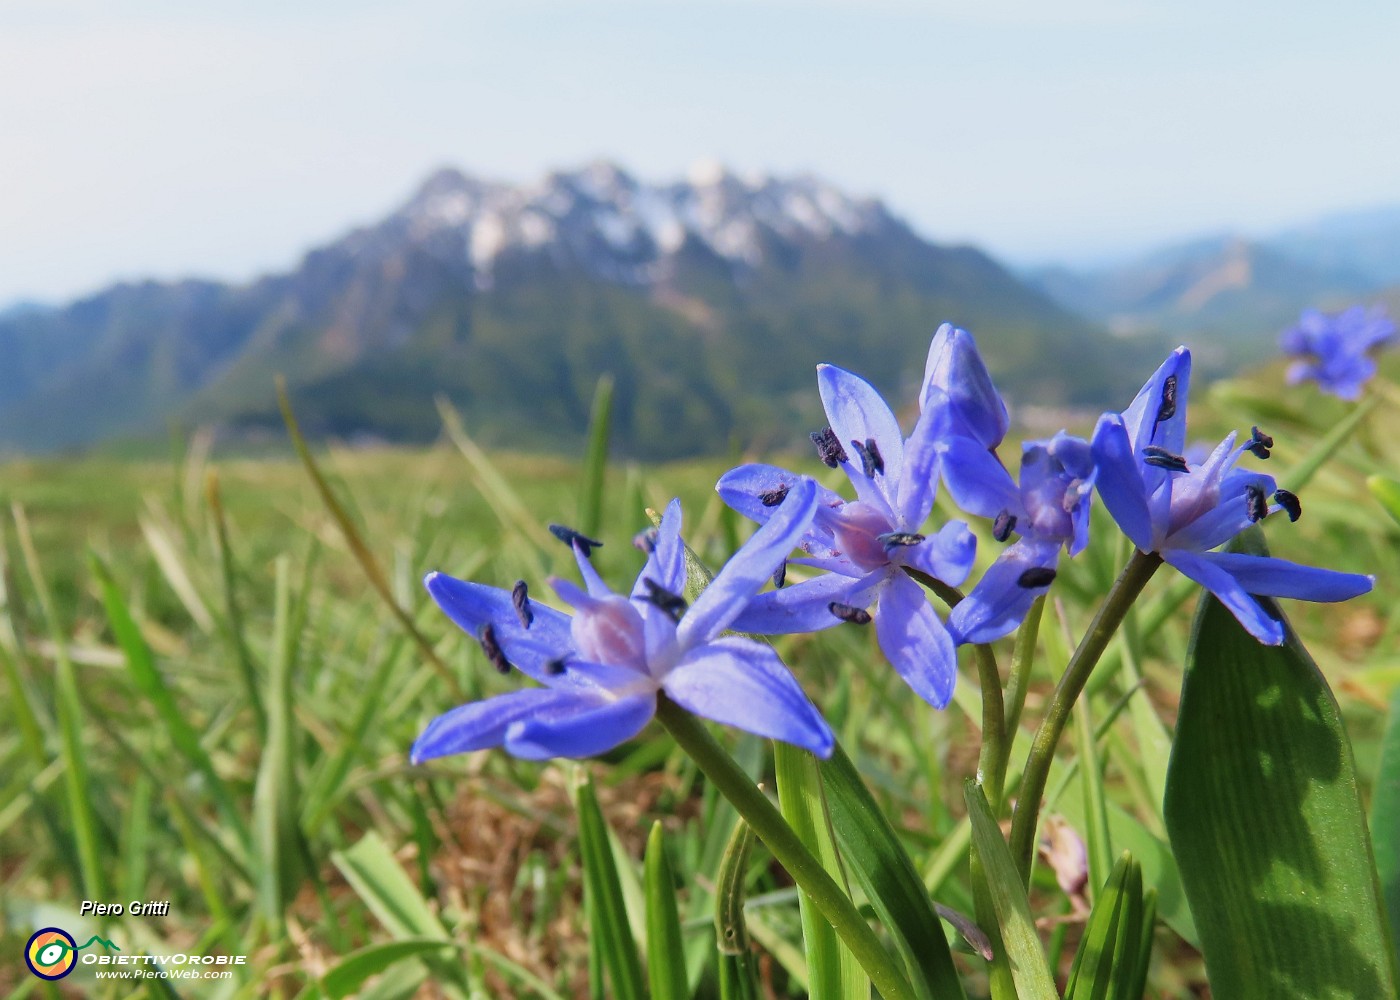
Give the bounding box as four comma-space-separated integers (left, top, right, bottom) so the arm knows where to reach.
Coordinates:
2, 378, 1397, 998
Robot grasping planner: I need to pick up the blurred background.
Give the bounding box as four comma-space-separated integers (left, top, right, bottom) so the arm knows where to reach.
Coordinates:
3, 0, 1399, 459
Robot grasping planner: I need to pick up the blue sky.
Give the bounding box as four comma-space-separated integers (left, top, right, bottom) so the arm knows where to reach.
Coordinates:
3, 0, 1398, 303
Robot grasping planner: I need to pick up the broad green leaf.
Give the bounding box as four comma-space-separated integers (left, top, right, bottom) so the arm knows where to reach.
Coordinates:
1164, 583, 1399, 999
824, 743, 967, 1000
774, 741, 869, 1000
644, 822, 690, 1000
964, 782, 1059, 1000
573, 770, 646, 1000
322, 939, 453, 999
1373, 683, 1400, 966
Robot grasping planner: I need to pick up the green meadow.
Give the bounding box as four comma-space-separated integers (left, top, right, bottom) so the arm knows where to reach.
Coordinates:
2, 377, 1398, 998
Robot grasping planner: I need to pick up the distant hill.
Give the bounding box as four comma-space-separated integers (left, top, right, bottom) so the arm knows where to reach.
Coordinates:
0, 162, 1134, 458
1028, 232, 1384, 374
1266, 206, 1400, 287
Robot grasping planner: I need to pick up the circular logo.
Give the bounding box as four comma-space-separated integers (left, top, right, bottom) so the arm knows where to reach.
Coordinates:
25, 927, 77, 980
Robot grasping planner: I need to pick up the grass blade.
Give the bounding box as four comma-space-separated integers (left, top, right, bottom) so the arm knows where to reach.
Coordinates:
577, 373, 614, 538
1375, 683, 1400, 966
644, 821, 690, 1000
715, 816, 760, 1000
573, 769, 646, 1000
964, 781, 1059, 1000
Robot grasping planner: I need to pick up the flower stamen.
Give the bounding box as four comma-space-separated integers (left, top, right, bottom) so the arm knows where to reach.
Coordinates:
1245, 484, 1269, 523
878, 531, 925, 549
1274, 489, 1302, 522
641, 578, 688, 621
1142, 445, 1189, 473
810, 427, 849, 468
760, 484, 790, 507
993, 509, 1017, 542
511, 580, 533, 629
1246, 426, 1274, 460
549, 523, 603, 557
828, 601, 872, 624
1017, 567, 1057, 588
479, 623, 512, 674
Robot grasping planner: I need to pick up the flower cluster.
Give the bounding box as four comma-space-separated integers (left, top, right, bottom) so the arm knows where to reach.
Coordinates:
1280, 305, 1395, 400
412, 323, 1373, 763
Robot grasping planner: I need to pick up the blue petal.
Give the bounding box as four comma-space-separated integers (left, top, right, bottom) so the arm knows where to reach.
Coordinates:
817, 363, 904, 508
895, 400, 946, 529
1047, 431, 1095, 479
874, 570, 958, 708
1090, 413, 1156, 551
1120, 347, 1191, 455
574, 543, 611, 598
895, 521, 978, 588
663, 636, 834, 757
940, 435, 1020, 521
1193, 552, 1373, 603
947, 538, 1061, 645
632, 498, 686, 599
680, 478, 818, 646
504, 693, 656, 760
425, 572, 573, 683
411, 687, 568, 763
1166, 469, 1275, 552
1163, 549, 1284, 645
728, 571, 861, 634
717, 463, 837, 529
920, 323, 1009, 449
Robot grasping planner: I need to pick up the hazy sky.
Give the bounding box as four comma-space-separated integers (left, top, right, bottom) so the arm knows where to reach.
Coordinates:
3, 0, 1398, 304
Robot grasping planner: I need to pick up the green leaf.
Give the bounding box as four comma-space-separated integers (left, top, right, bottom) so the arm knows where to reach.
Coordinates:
823, 743, 967, 1000
1064, 853, 1147, 1000
774, 741, 869, 1000
1164, 580, 1400, 999
332, 831, 450, 940
964, 781, 1059, 1000
1076, 696, 1112, 897
644, 822, 689, 1000
573, 770, 646, 1000
1372, 683, 1400, 966
322, 939, 453, 999
577, 373, 614, 537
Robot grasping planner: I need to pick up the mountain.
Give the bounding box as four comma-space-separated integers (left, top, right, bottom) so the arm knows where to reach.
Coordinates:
0, 161, 1131, 459
1028, 235, 1379, 372
1265, 206, 1400, 288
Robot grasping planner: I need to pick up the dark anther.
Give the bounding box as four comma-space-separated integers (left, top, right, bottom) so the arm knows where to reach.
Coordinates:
811, 427, 849, 468
1154, 374, 1178, 427
850, 439, 877, 478
1017, 567, 1057, 589
1142, 445, 1190, 473
479, 623, 512, 674
773, 560, 787, 589
828, 601, 872, 625
549, 523, 603, 557
511, 580, 533, 629
878, 531, 925, 548
641, 578, 688, 622
864, 438, 885, 475
759, 484, 790, 507
544, 657, 568, 676
632, 527, 658, 554
1246, 425, 1274, 460
1245, 484, 1268, 523
1274, 489, 1302, 522
993, 510, 1017, 542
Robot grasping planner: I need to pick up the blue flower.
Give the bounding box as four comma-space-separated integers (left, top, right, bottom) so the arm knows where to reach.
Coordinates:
940, 431, 1096, 644
411, 484, 835, 763
1091, 347, 1373, 644
717, 362, 976, 709
920, 324, 1097, 643
1280, 305, 1395, 400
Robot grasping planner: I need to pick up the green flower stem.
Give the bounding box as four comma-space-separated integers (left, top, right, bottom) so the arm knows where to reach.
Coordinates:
996, 594, 1045, 805
1007, 549, 1162, 883
654, 697, 918, 1000
903, 567, 1007, 809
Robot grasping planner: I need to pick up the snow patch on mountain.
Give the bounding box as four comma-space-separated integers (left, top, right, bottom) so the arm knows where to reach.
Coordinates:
395, 161, 889, 287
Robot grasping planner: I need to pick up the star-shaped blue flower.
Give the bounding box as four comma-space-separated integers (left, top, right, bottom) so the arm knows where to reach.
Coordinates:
1092, 347, 1373, 645
717, 361, 976, 709
919, 324, 1097, 644
411, 483, 835, 763
1281, 305, 1395, 400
